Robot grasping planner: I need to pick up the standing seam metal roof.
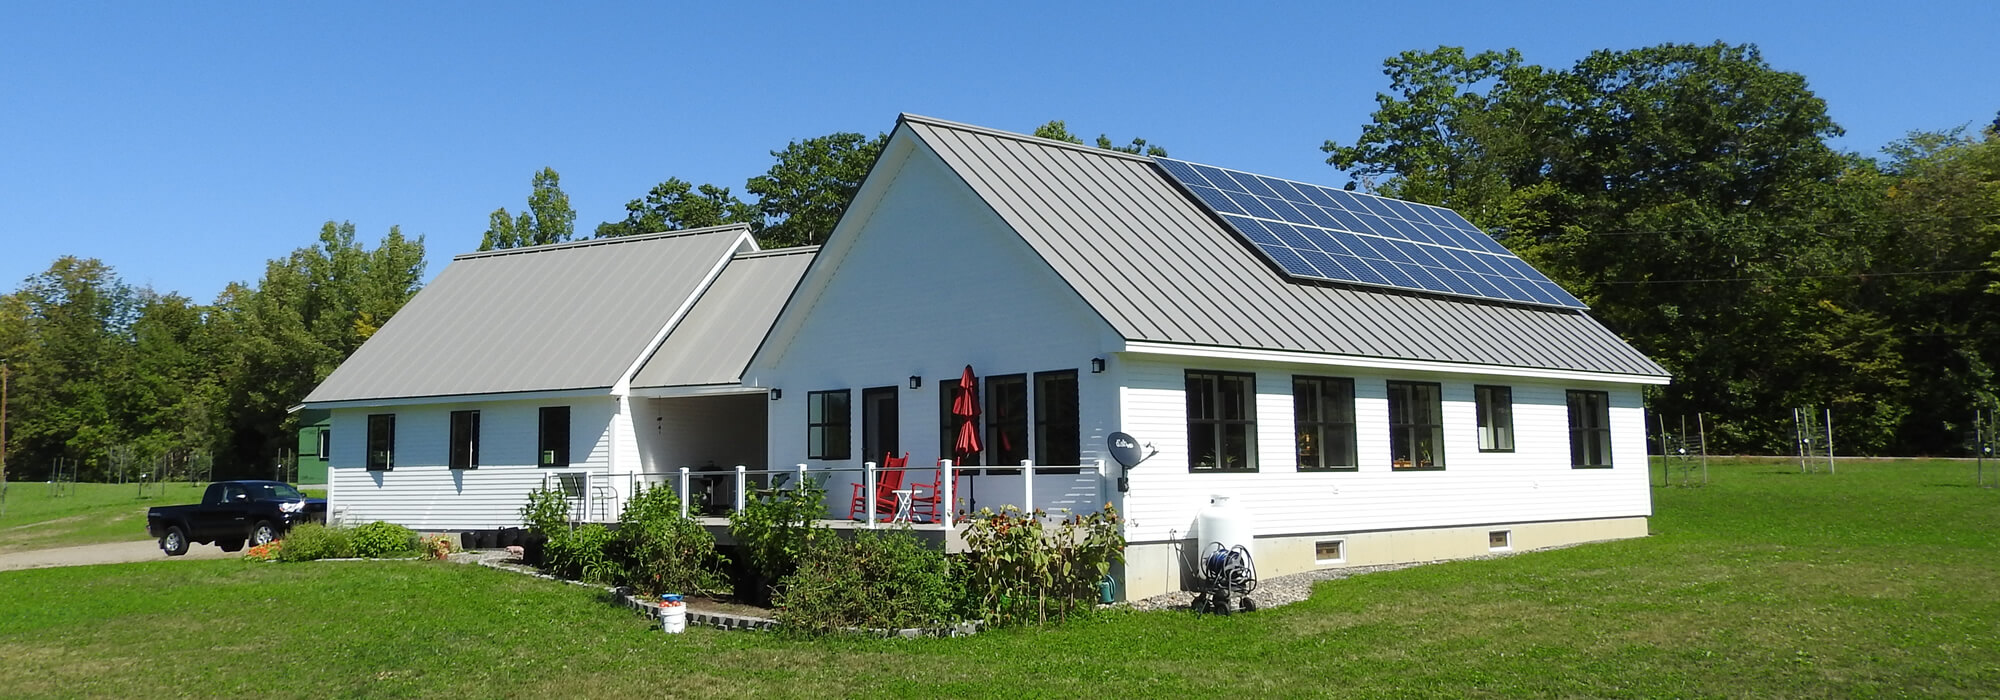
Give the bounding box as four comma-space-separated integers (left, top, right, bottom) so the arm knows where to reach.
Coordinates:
303, 227, 751, 404
901, 116, 1668, 378
630, 246, 817, 389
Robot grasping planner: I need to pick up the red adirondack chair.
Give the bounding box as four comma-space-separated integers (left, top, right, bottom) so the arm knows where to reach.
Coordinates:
846, 452, 909, 520
908, 460, 963, 523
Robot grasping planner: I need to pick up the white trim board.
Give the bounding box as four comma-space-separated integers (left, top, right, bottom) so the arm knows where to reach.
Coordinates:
300, 387, 612, 410
1119, 341, 1672, 386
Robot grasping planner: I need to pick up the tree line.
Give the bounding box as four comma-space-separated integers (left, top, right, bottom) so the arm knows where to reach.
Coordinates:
1325, 42, 2000, 455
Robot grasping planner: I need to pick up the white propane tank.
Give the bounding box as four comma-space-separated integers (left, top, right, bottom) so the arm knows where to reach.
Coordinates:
1195, 494, 1254, 558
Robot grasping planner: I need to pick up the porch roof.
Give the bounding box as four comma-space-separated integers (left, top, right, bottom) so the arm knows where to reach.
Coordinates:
630, 246, 817, 389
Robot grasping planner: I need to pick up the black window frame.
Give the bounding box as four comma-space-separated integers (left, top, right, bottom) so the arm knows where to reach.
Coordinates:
1293, 375, 1357, 471
1387, 381, 1445, 470
366, 414, 395, 471
1474, 385, 1515, 453
538, 406, 571, 467
985, 374, 1029, 472
1186, 370, 1258, 473
449, 409, 481, 470
1034, 370, 1081, 474
1567, 390, 1613, 468
806, 390, 851, 460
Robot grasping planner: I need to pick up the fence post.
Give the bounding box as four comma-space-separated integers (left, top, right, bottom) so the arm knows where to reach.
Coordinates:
865, 461, 878, 528
1021, 460, 1034, 518
796, 463, 808, 491
734, 465, 747, 513
1094, 459, 1108, 513
581, 472, 592, 524
942, 459, 955, 529
678, 467, 691, 518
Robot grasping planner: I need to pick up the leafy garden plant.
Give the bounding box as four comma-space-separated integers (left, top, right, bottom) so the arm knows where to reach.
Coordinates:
350, 521, 418, 558
777, 527, 960, 635
961, 504, 1125, 626
729, 476, 828, 603
275, 523, 355, 562
615, 484, 728, 597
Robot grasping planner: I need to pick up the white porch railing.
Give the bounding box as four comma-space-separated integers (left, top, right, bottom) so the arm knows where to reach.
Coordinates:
543, 460, 1110, 528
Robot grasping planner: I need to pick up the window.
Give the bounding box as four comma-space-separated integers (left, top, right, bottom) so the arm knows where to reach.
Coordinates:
317, 430, 331, 460
939, 380, 980, 466
985, 374, 1028, 471
449, 410, 480, 469
1568, 390, 1613, 468
1293, 376, 1357, 471
1315, 539, 1345, 563
1474, 385, 1515, 452
538, 406, 570, 467
1387, 381, 1444, 470
1489, 530, 1512, 550
1186, 371, 1256, 472
806, 390, 850, 460
366, 414, 395, 471
1034, 370, 1080, 470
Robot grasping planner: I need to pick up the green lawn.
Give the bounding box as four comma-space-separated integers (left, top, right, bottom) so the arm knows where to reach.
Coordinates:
1, 458, 1996, 697
0, 481, 208, 552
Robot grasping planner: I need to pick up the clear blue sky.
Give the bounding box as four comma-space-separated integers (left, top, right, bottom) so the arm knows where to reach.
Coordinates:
4, 1, 1995, 302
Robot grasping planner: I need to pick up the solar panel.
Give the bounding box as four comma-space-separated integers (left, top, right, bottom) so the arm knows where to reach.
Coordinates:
1155, 157, 1586, 309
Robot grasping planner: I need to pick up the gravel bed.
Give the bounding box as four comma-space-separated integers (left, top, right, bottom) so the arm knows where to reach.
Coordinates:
1127, 544, 1578, 613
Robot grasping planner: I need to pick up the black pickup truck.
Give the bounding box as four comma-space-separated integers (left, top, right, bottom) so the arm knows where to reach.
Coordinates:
147, 480, 327, 555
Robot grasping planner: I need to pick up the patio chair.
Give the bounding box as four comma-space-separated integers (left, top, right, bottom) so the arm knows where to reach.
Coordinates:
846, 452, 909, 520
908, 460, 963, 523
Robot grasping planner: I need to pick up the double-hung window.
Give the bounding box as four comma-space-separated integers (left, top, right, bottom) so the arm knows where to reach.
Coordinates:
539, 406, 570, 467
1474, 385, 1515, 452
1034, 370, 1080, 472
1387, 381, 1444, 469
985, 375, 1028, 472
1187, 371, 1257, 472
806, 390, 851, 460
366, 414, 395, 471
1293, 376, 1356, 471
1567, 390, 1613, 468
449, 410, 480, 469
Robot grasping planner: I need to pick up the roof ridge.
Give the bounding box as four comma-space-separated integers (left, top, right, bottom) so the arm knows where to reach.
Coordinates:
451, 224, 753, 261
897, 113, 1157, 164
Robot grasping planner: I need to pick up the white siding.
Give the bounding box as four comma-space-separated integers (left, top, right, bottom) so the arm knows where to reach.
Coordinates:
327, 396, 619, 531
1118, 356, 1652, 543
746, 137, 1124, 514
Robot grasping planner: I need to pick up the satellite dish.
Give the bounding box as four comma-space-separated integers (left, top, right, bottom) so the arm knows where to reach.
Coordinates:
1107, 432, 1153, 470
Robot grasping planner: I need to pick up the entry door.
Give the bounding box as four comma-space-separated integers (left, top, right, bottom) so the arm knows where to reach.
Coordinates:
862, 386, 899, 465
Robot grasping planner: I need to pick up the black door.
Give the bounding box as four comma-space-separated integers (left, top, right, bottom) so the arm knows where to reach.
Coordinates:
862, 386, 899, 465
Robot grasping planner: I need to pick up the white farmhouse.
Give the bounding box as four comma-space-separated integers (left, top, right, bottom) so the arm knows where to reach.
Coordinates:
743, 115, 1668, 599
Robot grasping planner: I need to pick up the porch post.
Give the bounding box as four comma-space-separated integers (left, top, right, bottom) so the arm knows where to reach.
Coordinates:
1094, 459, 1107, 513
796, 463, 807, 491
678, 467, 690, 519
865, 461, 878, 528
941, 459, 954, 529
1021, 460, 1034, 518
734, 465, 747, 513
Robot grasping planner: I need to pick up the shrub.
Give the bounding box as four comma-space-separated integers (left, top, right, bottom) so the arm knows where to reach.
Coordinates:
729, 476, 828, 603
521, 486, 569, 535
961, 504, 1124, 626
615, 485, 729, 597
545, 523, 617, 583
777, 528, 959, 634
351, 521, 418, 558
276, 523, 355, 562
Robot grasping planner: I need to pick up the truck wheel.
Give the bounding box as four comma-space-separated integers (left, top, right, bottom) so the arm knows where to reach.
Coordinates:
161, 526, 189, 556
249, 521, 278, 547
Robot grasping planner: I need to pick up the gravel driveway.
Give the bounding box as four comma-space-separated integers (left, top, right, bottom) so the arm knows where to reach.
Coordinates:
0, 539, 233, 572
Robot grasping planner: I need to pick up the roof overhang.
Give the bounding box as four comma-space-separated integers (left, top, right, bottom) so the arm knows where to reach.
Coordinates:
1120, 341, 1672, 386
626, 383, 772, 399
300, 387, 615, 411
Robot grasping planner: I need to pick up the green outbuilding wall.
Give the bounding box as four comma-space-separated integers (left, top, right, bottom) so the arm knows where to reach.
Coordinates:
296, 408, 330, 486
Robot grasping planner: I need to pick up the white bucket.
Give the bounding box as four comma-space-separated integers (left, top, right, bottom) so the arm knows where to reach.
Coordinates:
659, 602, 686, 634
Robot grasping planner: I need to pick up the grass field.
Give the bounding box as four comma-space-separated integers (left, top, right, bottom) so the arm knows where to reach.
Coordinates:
0, 458, 1996, 697
0, 481, 208, 553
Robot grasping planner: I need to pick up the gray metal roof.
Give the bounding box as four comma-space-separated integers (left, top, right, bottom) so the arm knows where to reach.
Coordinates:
901, 115, 1669, 378
304, 227, 752, 404
630, 246, 817, 389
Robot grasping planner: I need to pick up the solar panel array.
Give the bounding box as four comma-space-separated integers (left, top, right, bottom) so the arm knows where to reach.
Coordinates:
1155, 158, 1585, 309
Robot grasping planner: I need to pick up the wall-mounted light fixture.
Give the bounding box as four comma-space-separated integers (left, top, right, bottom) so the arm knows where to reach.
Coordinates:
909, 375, 922, 389
1090, 357, 1106, 374
769, 388, 782, 401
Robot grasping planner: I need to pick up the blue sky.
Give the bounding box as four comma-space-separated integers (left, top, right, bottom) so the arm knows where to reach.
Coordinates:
4, 1, 1995, 302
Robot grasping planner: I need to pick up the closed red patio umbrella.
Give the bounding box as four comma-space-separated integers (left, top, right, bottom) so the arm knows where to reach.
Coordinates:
953, 365, 982, 458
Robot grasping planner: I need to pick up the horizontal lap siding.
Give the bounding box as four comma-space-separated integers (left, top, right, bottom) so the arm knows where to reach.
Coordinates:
329, 397, 617, 531
1119, 357, 1650, 543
